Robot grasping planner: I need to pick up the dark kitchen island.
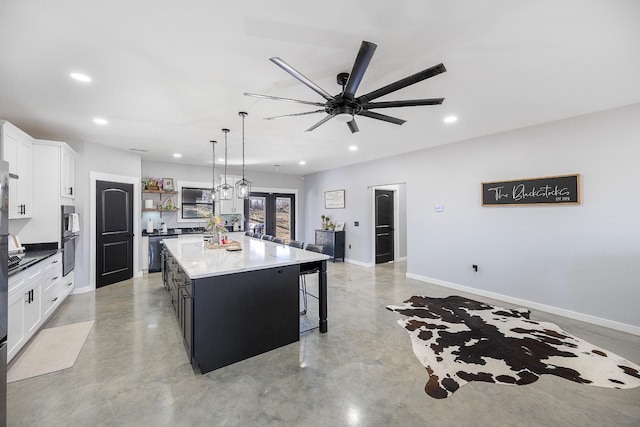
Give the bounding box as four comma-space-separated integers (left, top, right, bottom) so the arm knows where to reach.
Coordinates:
162, 235, 329, 374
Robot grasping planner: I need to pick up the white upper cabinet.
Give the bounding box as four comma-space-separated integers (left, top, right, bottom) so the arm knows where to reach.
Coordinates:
60, 144, 75, 200
1, 120, 34, 219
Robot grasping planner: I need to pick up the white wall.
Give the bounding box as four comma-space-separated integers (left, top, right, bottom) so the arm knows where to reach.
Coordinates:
303, 103, 640, 332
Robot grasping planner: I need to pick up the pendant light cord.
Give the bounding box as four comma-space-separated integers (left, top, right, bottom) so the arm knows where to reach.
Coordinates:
210, 140, 216, 196
222, 129, 229, 185
240, 112, 247, 180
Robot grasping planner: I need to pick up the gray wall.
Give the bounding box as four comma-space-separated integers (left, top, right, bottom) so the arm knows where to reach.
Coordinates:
303, 103, 640, 331
69, 141, 142, 292
141, 160, 306, 231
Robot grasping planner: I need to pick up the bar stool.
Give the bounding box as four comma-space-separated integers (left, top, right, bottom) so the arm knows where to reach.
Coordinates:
288, 240, 303, 249
272, 236, 285, 244
299, 243, 324, 315
261, 234, 273, 241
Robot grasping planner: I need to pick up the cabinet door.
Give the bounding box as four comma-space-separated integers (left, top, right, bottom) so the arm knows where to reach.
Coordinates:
8, 290, 27, 362
3, 129, 33, 218
60, 146, 75, 199
25, 283, 42, 335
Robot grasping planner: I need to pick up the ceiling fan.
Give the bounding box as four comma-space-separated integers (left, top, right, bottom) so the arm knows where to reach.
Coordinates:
245, 40, 446, 133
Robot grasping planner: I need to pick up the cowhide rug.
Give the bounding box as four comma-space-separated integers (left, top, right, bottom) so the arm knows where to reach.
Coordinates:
386, 295, 640, 399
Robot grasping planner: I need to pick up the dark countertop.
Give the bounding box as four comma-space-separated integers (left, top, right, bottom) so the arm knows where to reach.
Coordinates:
8, 249, 59, 277
142, 227, 206, 237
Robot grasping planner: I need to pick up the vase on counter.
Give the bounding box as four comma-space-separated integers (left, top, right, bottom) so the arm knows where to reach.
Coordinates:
208, 229, 219, 245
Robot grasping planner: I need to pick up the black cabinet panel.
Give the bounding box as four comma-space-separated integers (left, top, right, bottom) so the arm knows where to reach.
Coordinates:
192, 265, 300, 374
315, 230, 345, 262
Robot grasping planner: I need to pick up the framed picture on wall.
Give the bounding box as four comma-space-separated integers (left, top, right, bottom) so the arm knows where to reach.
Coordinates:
162, 178, 174, 192
334, 221, 345, 231
324, 189, 345, 209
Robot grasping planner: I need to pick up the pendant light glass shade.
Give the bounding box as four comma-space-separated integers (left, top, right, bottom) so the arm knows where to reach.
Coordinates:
218, 128, 233, 201
235, 111, 252, 199
209, 140, 218, 204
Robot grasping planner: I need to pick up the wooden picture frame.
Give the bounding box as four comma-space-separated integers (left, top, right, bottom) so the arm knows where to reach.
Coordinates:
324, 189, 345, 209
162, 178, 174, 192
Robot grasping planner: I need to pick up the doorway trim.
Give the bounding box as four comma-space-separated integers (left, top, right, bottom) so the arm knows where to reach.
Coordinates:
90, 171, 141, 290
370, 184, 401, 264
251, 186, 299, 241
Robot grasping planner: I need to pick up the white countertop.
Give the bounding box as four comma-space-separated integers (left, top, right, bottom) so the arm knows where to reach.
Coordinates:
162, 234, 330, 279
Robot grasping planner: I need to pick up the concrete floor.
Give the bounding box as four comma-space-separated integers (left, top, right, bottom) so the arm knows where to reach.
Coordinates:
8, 261, 640, 426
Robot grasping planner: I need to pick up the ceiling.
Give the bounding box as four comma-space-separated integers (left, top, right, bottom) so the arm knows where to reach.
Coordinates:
1, 1, 639, 175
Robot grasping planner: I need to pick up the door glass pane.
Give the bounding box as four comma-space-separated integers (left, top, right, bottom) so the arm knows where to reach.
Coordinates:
275, 197, 292, 241
248, 196, 266, 234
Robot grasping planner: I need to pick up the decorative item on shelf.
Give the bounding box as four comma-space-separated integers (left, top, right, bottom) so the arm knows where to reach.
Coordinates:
143, 177, 163, 191
217, 128, 233, 200
144, 199, 153, 209
235, 112, 252, 199
164, 198, 175, 210
162, 178, 174, 192
321, 214, 334, 230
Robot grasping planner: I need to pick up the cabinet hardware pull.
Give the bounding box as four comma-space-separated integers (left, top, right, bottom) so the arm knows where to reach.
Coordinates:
52, 297, 58, 302
52, 276, 59, 281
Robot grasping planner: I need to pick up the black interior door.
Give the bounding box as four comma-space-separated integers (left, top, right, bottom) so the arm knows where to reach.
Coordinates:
96, 180, 134, 288
375, 189, 394, 264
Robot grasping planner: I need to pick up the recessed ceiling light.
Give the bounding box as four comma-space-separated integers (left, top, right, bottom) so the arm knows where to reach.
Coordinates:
443, 115, 458, 124
173, 153, 182, 158
93, 118, 108, 125
299, 161, 306, 165
349, 145, 358, 151
70, 72, 91, 82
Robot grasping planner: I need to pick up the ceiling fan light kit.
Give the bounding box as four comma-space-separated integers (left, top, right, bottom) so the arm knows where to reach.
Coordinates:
245, 40, 446, 133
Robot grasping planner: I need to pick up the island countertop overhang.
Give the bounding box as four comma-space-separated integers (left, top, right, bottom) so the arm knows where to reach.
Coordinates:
162, 236, 330, 279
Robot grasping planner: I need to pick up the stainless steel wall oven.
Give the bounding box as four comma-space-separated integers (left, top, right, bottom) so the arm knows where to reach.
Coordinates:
61, 205, 79, 276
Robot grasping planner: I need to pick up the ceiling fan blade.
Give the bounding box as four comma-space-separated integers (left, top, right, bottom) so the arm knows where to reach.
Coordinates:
343, 41, 377, 99
358, 110, 406, 125
362, 98, 444, 109
305, 114, 334, 132
347, 119, 359, 133
357, 63, 446, 104
264, 110, 326, 120
270, 57, 334, 101
244, 92, 326, 107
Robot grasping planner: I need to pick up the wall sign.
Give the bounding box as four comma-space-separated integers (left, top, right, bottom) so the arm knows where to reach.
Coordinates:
324, 189, 345, 209
482, 174, 580, 206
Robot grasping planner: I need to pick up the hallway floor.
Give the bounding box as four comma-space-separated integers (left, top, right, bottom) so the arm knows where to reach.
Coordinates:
8, 261, 640, 426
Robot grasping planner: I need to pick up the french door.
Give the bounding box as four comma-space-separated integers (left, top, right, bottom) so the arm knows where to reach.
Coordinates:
245, 192, 295, 242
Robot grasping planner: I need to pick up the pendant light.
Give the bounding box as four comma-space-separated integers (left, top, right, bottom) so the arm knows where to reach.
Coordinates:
235, 111, 252, 199
209, 140, 218, 204
218, 128, 234, 200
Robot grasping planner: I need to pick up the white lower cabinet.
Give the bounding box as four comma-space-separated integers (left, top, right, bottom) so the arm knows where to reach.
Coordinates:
8, 252, 73, 362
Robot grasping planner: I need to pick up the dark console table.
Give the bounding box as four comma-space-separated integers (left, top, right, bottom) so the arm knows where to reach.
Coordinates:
315, 229, 345, 262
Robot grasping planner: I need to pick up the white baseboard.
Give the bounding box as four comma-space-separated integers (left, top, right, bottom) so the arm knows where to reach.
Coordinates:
71, 286, 94, 295
406, 273, 640, 336
344, 258, 374, 268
